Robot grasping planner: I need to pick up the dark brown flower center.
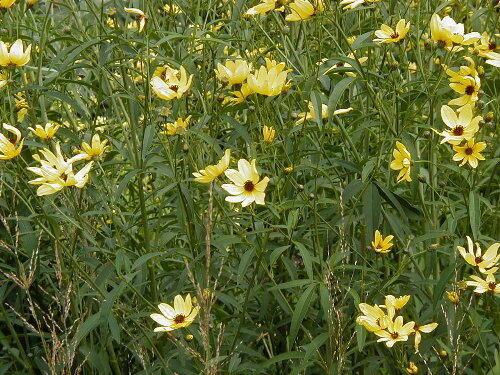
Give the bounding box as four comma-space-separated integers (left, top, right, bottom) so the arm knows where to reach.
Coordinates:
465, 147, 474, 155
465, 85, 475, 95
452, 126, 464, 136
390, 332, 399, 339
169, 85, 179, 92
8, 137, 17, 144
390, 33, 399, 39
174, 314, 185, 324
475, 256, 483, 264
488, 42, 496, 50
488, 282, 496, 291
437, 40, 447, 48
336, 62, 345, 67
244, 180, 255, 192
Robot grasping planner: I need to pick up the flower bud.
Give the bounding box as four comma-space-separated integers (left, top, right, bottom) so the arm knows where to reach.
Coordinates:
185, 334, 194, 341
446, 291, 459, 303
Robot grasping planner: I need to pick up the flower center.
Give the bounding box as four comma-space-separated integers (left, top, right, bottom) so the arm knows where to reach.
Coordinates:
437, 40, 447, 48
174, 314, 185, 324
390, 33, 399, 39
465, 147, 473, 155
336, 62, 345, 67
488, 42, 496, 50
244, 180, 255, 192
8, 137, 17, 144
390, 332, 399, 339
488, 282, 496, 291
465, 85, 475, 95
169, 85, 179, 92
475, 256, 483, 264
452, 126, 464, 136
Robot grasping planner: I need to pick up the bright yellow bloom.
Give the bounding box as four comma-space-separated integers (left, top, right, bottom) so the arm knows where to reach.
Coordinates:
457, 236, 499, 274
295, 101, 352, 124
408, 62, 417, 73
339, 0, 380, 10
446, 58, 481, 107
124, 8, 147, 32
434, 104, 480, 145
371, 230, 394, 254
246, 59, 291, 96
0, 0, 16, 8
413, 322, 438, 353
215, 59, 252, 86
0, 40, 31, 67
483, 51, 500, 67
452, 138, 486, 168
162, 4, 182, 14
0, 124, 23, 160
355, 303, 389, 332
382, 295, 410, 319
14, 93, 29, 122
285, 0, 324, 21
446, 291, 460, 303
475, 33, 498, 57
29, 123, 60, 140
245, 0, 287, 16
151, 65, 193, 101
465, 273, 500, 294
374, 19, 410, 44
406, 362, 418, 374
430, 14, 480, 51
262, 126, 276, 143
162, 116, 192, 136
150, 294, 200, 332
223, 83, 255, 105
390, 141, 412, 183
80, 134, 109, 159
374, 315, 415, 348
193, 149, 231, 183
222, 159, 270, 207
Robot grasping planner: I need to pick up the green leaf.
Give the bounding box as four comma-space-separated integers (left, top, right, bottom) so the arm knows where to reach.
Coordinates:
363, 183, 381, 242
328, 77, 356, 116
288, 283, 316, 345
293, 241, 314, 278
468, 191, 481, 238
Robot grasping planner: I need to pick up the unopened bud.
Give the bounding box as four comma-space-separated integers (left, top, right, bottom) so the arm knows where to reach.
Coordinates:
446, 291, 460, 303
297, 184, 304, 191
185, 334, 194, 341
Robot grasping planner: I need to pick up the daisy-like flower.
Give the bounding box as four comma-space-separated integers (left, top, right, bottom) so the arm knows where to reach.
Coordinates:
222, 83, 254, 105
374, 315, 415, 348
0, 39, 31, 67
390, 141, 412, 183
124, 8, 147, 32
434, 104, 480, 145
355, 303, 389, 332
162, 4, 182, 14
246, 59, 291, 97
222, 159, 270, 207
162, 116, 192, 136
295, 101, 352, 125
452, 138, 486, 168
80, 134, 109, 159
371, 230, 394, 254
193, 149, 231, 183
215, 59, 252, 86
285, 0, 324, 22
0, 0, 16, 9
262, 126, 276, 143
406, 362, 418, 374
382, 295, 410, 319
429, 14, 481, 51
245, 0, 287, 16
457, 236, 499, 274
373, 19, 410, 44
0, 123, 24, 160
475, 32, 498, 57
339, 0, 380, 10
29, 123, 60, 140
483, 51, 500, 67
151, 65, 193, 101
465, 273, 499, 294
150, 294, 200, 332
446, 58, 481, 107
413, 322, 438, 353
446, 291, 460, 304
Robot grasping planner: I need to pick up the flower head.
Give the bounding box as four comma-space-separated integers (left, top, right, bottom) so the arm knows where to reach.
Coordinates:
390, 141, 412, 183
295, 101, 352, 124
245, 0, 286, 16
483, 51, 500, 67
430, 14, 480, 51
215, 59, 252, 86
434, 104, 480, 145
193, 149, 231, 183
452, 138, 486, 168
465, 273, 499, 294
151, 65, 193, 101
80, 134, 109, 159
0, 40, 31, 67
0, 0, 17, 9
262, 126, 276, 143
339, 0, 380, 10
374, 19, 410, 44
124, 8, 147, 32
406, 362, 418, 374
382, 295, 410, 319
457, 236, 499, 274
413, 322, 438, 353
0, 124, 23, 160
475, 33, 498, 57
150, 294, 200, 332
374, 315, 415, 348
246, 59, 291, 96
356, 303, 389, 332
285, 0, 324, 21
446, 291, 460, 304
446, 58, 481, 107
162, 116, 192, 136
371, 230, 394, 253
29, 123, 60, 140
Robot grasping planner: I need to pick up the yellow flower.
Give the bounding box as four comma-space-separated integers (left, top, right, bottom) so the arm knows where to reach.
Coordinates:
222, 159, 270, 207
295, 101, 352, 124
446, 58, 481, 107
382, 295, 410, 319
374, 315, 415, 348
29, 123, 60, 140
285, 0, 324, 21
0, 124, 23, 160
390, 141, 412, 183
406, 362, 418, 374
80, 134, 109, 159
413, 322, 438, 353
0, 40, 31, 67
408, 62, 417, 73
150, 294, 200, 332
151, 65, 193, 101
356, 303, 389, 332
162, 4, 182, 14
223, 83, 254, 105
374, 19, 410, 44
246, 58, 291, 96
457, 236, 499, 274
430, 14, 481, 51
452, 138, 486, 168
0, 0, 16, 9
193, 149, 231, 183
14, 93, 29, 122
465, 273, 499, 294
245, 0, 284, 16
475, 32, 498, 57
162, 116, 192, 136
483, 51, 500, 67
262, 126, 276, 143
339, 0, 380, 10
371, 230, 394, 254
434, 104, 480, 145
124, 7, 147, 32
446, 291, 460, 303
215, 59, 252, 86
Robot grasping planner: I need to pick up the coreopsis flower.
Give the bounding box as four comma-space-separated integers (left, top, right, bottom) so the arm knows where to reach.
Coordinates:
222, 159, 270, 207
14, 93, 28, 122
29, 123, 60, 140
457, 236, 499, 274
408, 62, 417, 73
245, 0, 287, 16
285, 0, 324, 21
27, 143, 92, 196
246, 59, 291, 96
371, 230, 394, 254
446, 291, 460, 303
0, 0, 16, 9
382, 295, 410, 318
162, 4, 182, 14
374, 315, 415, 348
223, 83, 254, 105
0, 124, 23, 160
452, 138, 486, 168
162, 116, 192, 136
373, 19, 410, 44
435, 104, 480, 145
413, 322, 438, 353
446, 58, 481, 107
262, 126, 276, 143
356, 303, 389, 332
150, 294, 200, 332
124, 8, 147, 32
474, 33, 497, 57
80, 134, 109, 159
151, 65, 193, 101
483, 51, 500, 67
430, 14, 481, 51
390, 141, 412, 183
339, 0, 380, 10
193, 149, 231, 183
0, 40, 31, 67
295, 101, 352, 124
215, 59, 252, 86
406, 362, 418, 374
466, 273, 499, 294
